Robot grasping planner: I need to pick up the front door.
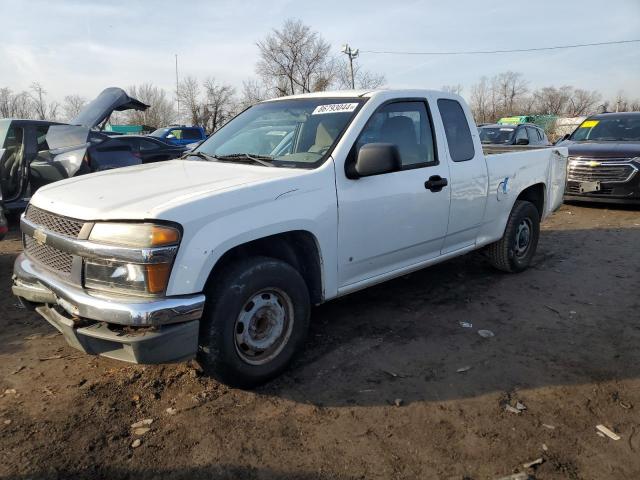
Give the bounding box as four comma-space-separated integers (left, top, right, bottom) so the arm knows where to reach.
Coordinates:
336, 100, 451, 290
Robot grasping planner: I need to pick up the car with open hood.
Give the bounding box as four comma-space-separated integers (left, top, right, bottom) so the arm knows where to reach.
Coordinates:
557, 112, 640, 204
0, 87, 149, 212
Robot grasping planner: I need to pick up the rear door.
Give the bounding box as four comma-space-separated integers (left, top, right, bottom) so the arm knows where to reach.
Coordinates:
336, 99, 451, 290
436, 98, 489, 254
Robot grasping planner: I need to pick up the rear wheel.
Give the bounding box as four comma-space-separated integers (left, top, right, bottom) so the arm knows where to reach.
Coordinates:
198, 256, 310, 388
486, 200, 540, 273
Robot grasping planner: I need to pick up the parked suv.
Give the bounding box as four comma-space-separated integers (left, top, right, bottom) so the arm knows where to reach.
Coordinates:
558, 112, 640, 205
149, 126, 206, 146
479, 123, 550, 147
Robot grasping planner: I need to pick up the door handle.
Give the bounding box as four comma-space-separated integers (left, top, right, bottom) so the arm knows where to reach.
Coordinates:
424, 175, 448, 192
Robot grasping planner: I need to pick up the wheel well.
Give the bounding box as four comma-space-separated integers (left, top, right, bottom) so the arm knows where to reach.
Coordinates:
516, 183, 545, 218
205, 231, 323, 304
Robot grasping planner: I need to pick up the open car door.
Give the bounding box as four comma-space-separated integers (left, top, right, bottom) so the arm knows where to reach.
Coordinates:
44, 87, 149, 177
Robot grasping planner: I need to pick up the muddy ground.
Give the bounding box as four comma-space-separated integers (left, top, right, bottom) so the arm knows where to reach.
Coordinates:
1, 203, 639, 480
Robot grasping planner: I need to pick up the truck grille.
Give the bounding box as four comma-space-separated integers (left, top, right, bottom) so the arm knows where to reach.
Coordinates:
567, 159, 636, 183
25, 205, 85, 238
24, 235, 73, 276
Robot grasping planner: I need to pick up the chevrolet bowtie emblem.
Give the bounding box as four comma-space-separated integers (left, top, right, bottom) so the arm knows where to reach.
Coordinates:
588, 161, 600, 167
33, 229, 47, 245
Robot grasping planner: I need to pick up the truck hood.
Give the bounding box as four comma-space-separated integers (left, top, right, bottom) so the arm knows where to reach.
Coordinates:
563, 141, 640, 159
70, 87, 149, 129
31, 160, 306, 221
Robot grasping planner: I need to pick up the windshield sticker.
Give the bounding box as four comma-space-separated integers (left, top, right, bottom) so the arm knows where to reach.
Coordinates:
580, 120, 599, 128
500, 128, 514, 131
312, 103, 359, 115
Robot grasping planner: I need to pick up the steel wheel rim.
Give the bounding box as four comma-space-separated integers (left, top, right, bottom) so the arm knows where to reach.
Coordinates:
234, 288, 294, 366
514, 218, 533, 258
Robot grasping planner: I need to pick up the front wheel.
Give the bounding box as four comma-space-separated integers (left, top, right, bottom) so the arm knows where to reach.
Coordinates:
198, 256, 310, 388
486, 200, 540, 273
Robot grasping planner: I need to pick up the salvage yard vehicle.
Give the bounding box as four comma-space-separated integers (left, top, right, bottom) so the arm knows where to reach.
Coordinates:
558, 112, 640, 205
149, 125, 207, 146
479, 123, 550, 147
12, 90, 568, 387
112, 135, 187, 163
0, 88, 148, 212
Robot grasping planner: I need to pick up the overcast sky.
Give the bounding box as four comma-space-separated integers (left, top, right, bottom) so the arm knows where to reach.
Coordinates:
1, 0, 639, 103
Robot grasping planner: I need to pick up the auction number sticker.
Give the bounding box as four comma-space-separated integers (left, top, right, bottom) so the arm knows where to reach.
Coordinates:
312, 103, 359, 115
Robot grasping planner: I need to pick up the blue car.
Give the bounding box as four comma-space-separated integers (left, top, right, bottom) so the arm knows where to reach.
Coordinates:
149, 125, 206, 146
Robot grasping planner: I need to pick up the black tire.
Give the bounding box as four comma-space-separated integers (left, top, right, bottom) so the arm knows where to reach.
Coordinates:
198, 256, 310, 388
486, 200, 540, 273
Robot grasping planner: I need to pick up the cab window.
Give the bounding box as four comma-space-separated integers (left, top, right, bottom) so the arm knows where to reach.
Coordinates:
355, 101, 437, 168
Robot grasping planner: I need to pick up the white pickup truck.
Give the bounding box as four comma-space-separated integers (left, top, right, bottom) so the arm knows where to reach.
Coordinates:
13, 90, 567, 386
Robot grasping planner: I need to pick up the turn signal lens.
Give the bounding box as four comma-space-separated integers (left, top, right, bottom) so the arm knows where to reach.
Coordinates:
145, 263, 172, 294
89, 223, 180, 248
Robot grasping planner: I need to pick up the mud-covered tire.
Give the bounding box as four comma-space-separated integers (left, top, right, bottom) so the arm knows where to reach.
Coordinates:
198, 256, 310, 388
486, 200, 540, 273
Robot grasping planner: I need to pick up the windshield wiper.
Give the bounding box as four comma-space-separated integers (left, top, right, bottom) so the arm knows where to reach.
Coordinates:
183, 151, 218, 162
215, 153, 276, 167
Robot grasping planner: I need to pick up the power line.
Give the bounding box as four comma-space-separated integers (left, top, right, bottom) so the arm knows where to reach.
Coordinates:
360, 39, 640, 56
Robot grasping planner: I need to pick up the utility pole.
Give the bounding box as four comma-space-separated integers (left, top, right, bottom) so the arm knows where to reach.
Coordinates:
175, 54, 179, 123
341, 44, 359, 89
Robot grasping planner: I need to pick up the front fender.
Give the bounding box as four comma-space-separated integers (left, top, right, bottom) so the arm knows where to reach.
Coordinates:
165, 165, 338, 299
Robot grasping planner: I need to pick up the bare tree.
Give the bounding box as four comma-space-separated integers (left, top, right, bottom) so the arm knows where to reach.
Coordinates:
494, 71, 528, 115
62, 94, 86, 121
177, 76, 203, 126
29, 82, 59, 120
333, 59, 386, 90
441, 84, 463, 95
0, 87, 34, 118
256, 19, 333, 96
238, 79, 269, 109
202, 77, 236, 132
120, 84, 175, 128
566, 89, 601, 116
532, 86, 573, 115
469, 77, 490, 123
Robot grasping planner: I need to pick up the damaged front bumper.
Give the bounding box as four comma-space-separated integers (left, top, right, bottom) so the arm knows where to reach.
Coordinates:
12, 253, 205, 364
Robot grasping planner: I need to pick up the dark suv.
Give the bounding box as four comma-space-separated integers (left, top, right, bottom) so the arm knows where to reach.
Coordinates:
479, 123, 550, 147
558, 112, 640, 205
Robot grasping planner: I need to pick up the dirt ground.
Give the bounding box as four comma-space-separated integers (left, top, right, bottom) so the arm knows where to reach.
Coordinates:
1, 203, 639, 480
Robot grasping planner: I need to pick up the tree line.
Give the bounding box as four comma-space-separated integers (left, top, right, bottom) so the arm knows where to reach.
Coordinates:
1, 19, 638, 132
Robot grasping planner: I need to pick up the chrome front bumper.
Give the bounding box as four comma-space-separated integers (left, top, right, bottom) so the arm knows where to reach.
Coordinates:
12, 253, 206, 363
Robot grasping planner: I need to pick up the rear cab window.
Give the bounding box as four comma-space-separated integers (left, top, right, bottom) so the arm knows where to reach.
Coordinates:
437, 99, 475, 161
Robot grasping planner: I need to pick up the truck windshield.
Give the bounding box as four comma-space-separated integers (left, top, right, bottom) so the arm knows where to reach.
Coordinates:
193, 98, 365, 167
479, 126, 515, 144
570, 115, 640, 141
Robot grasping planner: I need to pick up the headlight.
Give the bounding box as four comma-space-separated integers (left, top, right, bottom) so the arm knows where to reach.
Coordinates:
84, 222, 180, 296
84, 260, 172, 295
89, 223, 180, 247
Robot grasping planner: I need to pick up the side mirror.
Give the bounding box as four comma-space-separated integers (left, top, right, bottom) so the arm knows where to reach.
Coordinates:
351, 143, 401, 178
516, 138, 529, 146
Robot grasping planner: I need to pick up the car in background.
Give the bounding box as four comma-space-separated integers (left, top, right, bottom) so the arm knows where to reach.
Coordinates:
0, 87, 149, 212
558, 112, 640, 205
114, 135, 187, 163
149, 125, 206, 146
479, 123, 551, 147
